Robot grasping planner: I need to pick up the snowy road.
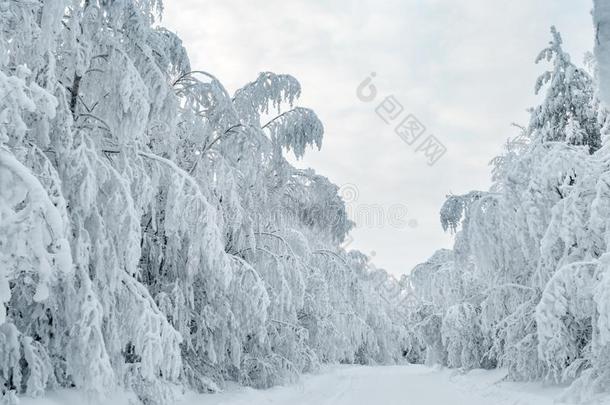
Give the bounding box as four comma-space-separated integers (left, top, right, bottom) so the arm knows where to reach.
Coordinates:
22, 364, 610, 405
178, 365, 571, 405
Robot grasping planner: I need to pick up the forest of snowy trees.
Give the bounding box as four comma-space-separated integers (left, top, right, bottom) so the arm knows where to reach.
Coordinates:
0, 1, 408, 404
403, 3, 610, 403
4, 1, 610, 405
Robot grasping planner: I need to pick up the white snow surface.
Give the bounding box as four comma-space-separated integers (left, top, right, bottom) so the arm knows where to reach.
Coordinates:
19, 365, 610, 405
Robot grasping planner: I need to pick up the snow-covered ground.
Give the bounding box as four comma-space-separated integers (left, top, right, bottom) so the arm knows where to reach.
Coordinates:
20, 365, 610, 405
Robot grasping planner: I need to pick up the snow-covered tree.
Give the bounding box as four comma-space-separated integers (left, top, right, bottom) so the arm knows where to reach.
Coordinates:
0, 1, 408, 403
404, 26, 610, 401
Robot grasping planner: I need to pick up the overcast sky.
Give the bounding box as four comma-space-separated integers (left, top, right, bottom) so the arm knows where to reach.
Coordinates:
162, 0, 594, 277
